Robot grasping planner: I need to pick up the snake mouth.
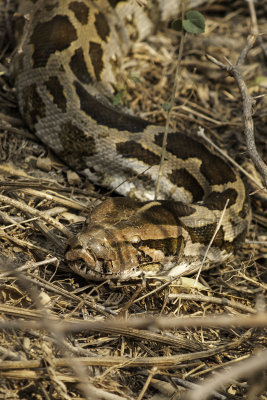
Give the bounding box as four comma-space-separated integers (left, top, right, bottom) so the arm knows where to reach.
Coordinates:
68, 259, 114, 280
65, 247, 121, 280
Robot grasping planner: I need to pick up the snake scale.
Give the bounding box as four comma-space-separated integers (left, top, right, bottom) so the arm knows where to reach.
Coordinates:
11, 0, 250, 280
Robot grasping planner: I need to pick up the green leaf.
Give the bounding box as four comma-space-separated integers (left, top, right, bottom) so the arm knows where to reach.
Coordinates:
162, 102, 171, 112
254, 75, 267, 85
183, 11, 205, 34
171, 19, 183, 32
113, 91, 124, 105
130, 70, 141, 83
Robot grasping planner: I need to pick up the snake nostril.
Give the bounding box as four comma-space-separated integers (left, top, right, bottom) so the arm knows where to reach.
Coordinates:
73, 244, 83, 250
102, 259, 111, 274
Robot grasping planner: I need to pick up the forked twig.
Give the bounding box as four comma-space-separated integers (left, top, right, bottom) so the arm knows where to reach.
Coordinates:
206, 34, 267, 187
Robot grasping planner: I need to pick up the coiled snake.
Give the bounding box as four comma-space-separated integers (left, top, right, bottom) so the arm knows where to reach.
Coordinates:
11, 0, 250, 280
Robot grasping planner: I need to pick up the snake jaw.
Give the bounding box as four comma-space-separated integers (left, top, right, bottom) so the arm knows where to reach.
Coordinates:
65, 228, 134, 280
65, 224, 150, 280
65, 245, 121, 280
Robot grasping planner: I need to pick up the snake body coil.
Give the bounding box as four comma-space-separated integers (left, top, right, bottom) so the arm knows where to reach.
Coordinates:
12, 0, 250, 280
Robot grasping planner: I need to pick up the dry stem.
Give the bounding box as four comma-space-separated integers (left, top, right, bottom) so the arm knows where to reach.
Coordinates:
206, 34, 267, 188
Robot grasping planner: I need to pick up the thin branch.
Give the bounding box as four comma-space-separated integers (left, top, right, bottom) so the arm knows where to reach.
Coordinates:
0, 193, 72, 238
0, 313, 267, 334
206, 34, 267, 187
247, 0, 267, 58
194, 199, 229, 285
168, 293, 256, 314
0, 342, 252, 370
154, 3, 186, 199
187, 349, 267, 400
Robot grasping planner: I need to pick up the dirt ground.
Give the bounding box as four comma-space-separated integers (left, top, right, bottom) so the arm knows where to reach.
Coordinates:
0, 0, 267, 399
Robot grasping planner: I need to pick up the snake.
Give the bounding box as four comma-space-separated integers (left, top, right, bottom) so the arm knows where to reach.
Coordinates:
10, 0, 250, 280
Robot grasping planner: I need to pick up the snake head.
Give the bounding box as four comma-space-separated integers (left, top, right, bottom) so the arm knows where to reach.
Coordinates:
65, 224, 143, 280
65, 198, 185, 281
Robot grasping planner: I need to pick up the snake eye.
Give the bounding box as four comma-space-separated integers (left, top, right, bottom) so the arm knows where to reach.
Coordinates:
131, 235, 141, 244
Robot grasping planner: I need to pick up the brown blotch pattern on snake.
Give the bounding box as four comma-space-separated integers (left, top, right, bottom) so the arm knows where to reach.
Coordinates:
205, 188, 238, 211
22, 83, 46, 130
74, 80, 150, 132
58, 121, 96, 170
88, 41, 104, 80
30, 15, 77, 68
154, 132, 236, 185
70, 48, 93, 84
44, 76, 67, 112
168, 168, 205, 202
116, 141, 161, 166
69, 1, 89, 25
94, 12, 110, 41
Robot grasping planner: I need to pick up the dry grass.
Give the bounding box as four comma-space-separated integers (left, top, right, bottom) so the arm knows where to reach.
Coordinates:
0, 0, 267, 399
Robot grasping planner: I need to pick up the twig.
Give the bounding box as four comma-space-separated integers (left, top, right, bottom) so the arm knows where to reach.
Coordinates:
194, 199, 229, 285
168, 293, 256, 314
78, 384, 129, 400
42, 343, 72, 400
0, 313, 266, 333
186, 348, 267, 400
25, 272, 115, 316
206, 34, 267, 187
247, 0, 258, 36
0, 193, 72, 238
0, 229, 50, 253
152, 377, 226, 400
190, 352, 251, 378
247, 0, 267, 58
0, 341, 250, 370
0, 257, 58, 278
138, 368, 157, 400
154, 2, 186, 199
